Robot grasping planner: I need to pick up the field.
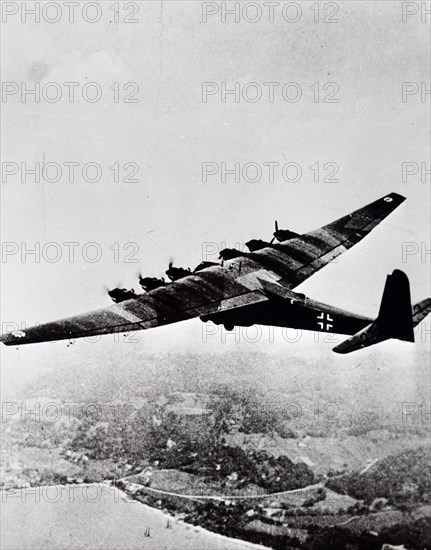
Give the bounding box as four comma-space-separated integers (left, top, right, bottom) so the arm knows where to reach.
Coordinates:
1, 349, 430, 548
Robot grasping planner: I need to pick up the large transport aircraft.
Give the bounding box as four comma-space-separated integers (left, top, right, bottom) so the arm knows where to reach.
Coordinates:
1, 192, 430, 353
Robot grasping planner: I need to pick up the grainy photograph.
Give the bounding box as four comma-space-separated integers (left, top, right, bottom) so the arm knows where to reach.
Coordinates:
1, 1, 430, 549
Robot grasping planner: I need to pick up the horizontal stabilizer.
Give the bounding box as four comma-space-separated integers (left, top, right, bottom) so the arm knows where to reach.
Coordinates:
413, 298, 431, 327
333, 269, 420, 354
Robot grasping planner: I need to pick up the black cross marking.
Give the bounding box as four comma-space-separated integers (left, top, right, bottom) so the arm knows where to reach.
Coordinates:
317, 312, 333, 331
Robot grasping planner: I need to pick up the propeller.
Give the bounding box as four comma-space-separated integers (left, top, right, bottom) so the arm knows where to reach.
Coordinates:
272, 220, 300, 242
246, 222, 279, 252
102, 282, 122, 295
269, 220, 278, 244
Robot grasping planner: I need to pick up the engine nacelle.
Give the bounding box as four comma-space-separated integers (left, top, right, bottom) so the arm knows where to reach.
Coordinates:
139, 276, 166, 292
246, 239, 272, 252
273, 229, 300, 242
219, 248, 244, 260
165, 266, 191, 282
108, 288, 136, 303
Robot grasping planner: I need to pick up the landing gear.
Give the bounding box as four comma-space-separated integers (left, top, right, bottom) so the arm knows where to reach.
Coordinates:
224, 323, 235, 331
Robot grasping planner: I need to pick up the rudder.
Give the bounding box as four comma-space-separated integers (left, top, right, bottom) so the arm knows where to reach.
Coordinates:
376, 269, 414, 342
333, 269, 416, 354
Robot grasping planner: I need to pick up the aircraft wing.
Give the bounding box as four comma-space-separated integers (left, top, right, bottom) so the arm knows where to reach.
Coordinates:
250, 192, 405, 288
0, 192, 406, 347
0, 269, 268, 346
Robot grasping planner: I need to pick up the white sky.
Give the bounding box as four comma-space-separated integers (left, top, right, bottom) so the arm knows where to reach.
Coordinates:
1, 1, 430, 390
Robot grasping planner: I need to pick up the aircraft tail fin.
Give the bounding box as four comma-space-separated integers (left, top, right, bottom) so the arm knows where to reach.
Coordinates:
333, 269, 426, 354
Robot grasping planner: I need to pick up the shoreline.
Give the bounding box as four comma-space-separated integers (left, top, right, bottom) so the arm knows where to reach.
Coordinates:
1, 482, 272, 550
